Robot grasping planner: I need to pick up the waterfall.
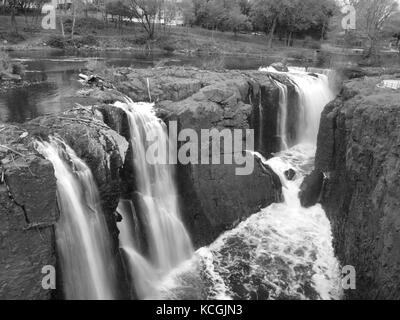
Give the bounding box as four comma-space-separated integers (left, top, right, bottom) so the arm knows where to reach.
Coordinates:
260, 67, 335, 145
36, 137, 117, 300
258, 94, 264, 151
286, 69, 335, 144
270, 79, 289, 150
155, 67, 342, 300
114, 100, 193, 299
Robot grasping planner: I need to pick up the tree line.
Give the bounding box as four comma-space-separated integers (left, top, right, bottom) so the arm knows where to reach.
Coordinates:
1, 0, 399, 54
183, 0, 338, 47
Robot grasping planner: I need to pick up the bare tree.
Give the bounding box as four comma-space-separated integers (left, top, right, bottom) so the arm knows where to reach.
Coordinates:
128, 0, 162, 39
347, 0, 398, 55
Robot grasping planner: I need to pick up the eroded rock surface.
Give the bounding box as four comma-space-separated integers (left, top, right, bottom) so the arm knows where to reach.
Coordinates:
308, 75, 400, 299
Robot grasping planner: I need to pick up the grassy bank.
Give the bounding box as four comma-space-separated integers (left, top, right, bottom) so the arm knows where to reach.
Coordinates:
0, 14, 317, 62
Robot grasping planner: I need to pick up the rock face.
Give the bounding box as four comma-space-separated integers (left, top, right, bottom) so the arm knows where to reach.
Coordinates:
95, 67, 288, 247
0, 126, 57, 299
1, 66, 299, 298
299, 171, 324, 208
0, 108, 129, 299
310, 76, 400, 299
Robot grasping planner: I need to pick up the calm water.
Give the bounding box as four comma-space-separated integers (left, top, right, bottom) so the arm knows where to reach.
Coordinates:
0, 50, 275, 123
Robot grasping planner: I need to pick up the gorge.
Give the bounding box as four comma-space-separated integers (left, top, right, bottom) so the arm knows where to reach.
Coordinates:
1, 63, 397, 300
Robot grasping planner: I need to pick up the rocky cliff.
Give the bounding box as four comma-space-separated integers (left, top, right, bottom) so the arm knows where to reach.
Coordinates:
308, 75, 400, 299
0, 108, 129, 299
94, 67, 288, 247
1, 66, 301, 298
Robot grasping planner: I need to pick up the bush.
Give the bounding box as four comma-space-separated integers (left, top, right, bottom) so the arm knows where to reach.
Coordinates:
163, 44, 175, 52
74, 35, 99, 47
47, 35, 67, 49
0, 32, 25, 44
133, 36, 149, 46
0, 50, 26, 78
63, 17, 106, 35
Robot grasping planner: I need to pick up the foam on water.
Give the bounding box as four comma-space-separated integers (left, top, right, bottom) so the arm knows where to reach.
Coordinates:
154, 68, 341, 300
157, 145, 342, 300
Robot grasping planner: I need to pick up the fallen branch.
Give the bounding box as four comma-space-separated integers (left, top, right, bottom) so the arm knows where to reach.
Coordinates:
0, 145, 25, 157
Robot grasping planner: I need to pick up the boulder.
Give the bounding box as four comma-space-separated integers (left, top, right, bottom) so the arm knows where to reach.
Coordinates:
299, 171, 324, 208
270, 62, 289, 72
284, 168, 296, 181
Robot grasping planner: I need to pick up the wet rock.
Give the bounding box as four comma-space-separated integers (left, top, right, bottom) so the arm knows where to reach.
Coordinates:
299, 171, 324, 208
0, 108, 130, 299
270, 62, 289, 72
284, 169, 296, 181
0, 127, 57, 300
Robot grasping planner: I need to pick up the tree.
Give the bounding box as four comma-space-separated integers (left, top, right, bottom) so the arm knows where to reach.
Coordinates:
106, 0, 130, 30
128, 0, 162, 39
225, 6, 250, 36
182, 0, 195, 26
7, 0, 19, 34
346, 0, 398, 55
251, 0, 337, 48
251, 0, 289, 48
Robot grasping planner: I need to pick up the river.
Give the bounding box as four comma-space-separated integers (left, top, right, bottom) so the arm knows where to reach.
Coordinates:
0, 50, 278, 123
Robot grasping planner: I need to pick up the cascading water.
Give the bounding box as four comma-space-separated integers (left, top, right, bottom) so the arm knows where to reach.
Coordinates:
36, 137, 117, 300
151, 68, 342, 300
114, 100, 193, 299
271, 79, 289, 150
261, 66, 336, 145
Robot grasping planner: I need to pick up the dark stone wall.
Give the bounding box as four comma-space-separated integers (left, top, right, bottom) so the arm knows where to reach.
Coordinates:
304, 76, 400, 299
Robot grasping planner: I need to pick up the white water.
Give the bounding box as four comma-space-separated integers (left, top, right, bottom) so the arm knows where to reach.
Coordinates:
36, 137, 117, 300
114, 100, 193, 299
271, 79, 289, 150
153, 67, 342, 300
260, 67, 336, 145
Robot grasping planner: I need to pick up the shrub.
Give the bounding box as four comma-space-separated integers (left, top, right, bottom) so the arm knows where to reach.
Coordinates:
0, 50, 25, 78
74, 35, 99, 47
161, 42, 176, 52
47, 35, 67, 49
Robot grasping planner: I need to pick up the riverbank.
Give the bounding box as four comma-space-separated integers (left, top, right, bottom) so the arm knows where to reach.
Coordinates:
0, 15, 317, 62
